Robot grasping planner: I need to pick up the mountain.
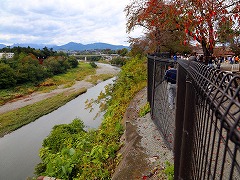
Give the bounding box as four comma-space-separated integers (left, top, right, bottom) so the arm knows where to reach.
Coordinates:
10, 43, 54, 49
52, 42, 129, 51
0, 42, 129, 51
0, 44, 6, 49
52, 42, 85, 51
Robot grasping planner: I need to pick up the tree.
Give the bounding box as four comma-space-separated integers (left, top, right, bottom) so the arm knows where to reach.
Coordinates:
16, 55, 47, 84
43, 56, 71, 75
125, 0, 240, 60
0, 63, 16, 88
128, 36, 150, 57
117, 48, 129, 57
230, 33, 240, 55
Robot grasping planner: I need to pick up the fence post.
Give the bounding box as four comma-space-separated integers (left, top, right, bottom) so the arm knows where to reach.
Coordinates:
147, 56, 152, 103
174, 65, 186, 179
179, 75, 196, 179
150, 56, 156, 116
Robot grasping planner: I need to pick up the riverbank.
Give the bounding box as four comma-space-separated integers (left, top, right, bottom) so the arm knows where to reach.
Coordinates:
0, 63, 120, 114
0, 63, 120, 137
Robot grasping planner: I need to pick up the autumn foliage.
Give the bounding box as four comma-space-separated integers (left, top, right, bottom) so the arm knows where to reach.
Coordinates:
125, 0, 240, 59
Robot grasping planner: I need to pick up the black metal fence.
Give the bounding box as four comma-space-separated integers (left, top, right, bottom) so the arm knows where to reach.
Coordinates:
147, 56, 240, 179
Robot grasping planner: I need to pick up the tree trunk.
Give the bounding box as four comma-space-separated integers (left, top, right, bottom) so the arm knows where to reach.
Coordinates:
155, 28, 161, 54
201, 40, 211, 65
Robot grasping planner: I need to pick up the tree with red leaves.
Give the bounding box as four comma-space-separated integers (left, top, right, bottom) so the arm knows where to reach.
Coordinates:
125, 0, 240, 60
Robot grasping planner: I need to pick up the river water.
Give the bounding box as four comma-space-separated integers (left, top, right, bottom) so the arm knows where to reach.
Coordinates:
0, 78, 115, 180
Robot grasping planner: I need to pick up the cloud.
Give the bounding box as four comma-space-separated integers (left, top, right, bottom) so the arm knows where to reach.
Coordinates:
0, 0, 141, 46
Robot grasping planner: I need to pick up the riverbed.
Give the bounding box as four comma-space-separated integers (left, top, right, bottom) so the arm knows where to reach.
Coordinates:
0, 78, 115, 180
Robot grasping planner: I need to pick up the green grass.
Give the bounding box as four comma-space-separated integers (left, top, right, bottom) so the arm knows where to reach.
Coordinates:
86, 74, 115, 84
48, 62, 96, 85
139, 102, 150, 117
0, 88, 87, 137
164, 161, 174, 180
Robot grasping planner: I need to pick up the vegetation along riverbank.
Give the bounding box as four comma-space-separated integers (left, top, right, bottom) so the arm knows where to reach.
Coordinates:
0, 62, 119, 137
34, 56, 147, 179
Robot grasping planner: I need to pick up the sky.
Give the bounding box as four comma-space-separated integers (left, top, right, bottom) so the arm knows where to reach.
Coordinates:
0, 0, 142, 46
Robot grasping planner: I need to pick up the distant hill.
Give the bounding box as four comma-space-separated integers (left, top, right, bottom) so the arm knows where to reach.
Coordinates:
0, 42, 129, 51
0, 44, 6, 49
10, 43, 54, 49
52, 42, 129, 51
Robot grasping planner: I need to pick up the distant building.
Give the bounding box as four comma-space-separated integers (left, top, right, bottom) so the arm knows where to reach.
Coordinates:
191, 46, 235, 57
191, 46, 204, 56
213, 47, 235, 57
0, 52, 14, 59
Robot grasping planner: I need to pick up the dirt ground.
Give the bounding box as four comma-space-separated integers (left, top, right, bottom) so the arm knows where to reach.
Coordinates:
0, 63, 120, 114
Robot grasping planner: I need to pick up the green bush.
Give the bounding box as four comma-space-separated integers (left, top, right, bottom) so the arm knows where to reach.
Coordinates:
67, 56, 79, 68
89, 62, 97, 68
110, 57, 126, 66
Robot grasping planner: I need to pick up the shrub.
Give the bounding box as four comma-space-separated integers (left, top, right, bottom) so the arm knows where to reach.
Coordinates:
67, 56, 79, 68
89, 62, 97, 68
110, 57, 126, 66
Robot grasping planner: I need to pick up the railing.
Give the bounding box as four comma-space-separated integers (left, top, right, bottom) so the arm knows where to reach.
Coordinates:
147, 56, 240, 179
147, 55, 176, 150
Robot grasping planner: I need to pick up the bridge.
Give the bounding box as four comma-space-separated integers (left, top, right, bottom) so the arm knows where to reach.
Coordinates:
147, 55, 240, 179
73, 54, 119, 61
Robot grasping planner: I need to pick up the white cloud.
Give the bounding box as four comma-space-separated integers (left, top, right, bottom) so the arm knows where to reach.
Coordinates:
0, 0, 142, 46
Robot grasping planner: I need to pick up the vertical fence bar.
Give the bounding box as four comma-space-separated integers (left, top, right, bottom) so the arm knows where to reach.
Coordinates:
150, 57, 156, 117
147, 56, 152, 103
174, 65, 187, 179
179, 75, 196, 179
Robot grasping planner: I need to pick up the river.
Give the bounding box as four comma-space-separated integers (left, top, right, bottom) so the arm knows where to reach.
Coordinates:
0, 78, 115, 180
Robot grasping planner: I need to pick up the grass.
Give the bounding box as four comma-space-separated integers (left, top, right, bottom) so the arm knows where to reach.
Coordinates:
0, 62, 96, 105
48, 62, 96, 85
86, 74, 115, 84
139, 102, 150, 117
0, 88, 87, 137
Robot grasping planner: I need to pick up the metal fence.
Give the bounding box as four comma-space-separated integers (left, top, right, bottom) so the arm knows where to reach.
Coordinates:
147, 56, 240, 179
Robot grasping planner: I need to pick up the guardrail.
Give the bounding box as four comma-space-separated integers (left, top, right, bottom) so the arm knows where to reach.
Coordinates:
147, 56, 240, 179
